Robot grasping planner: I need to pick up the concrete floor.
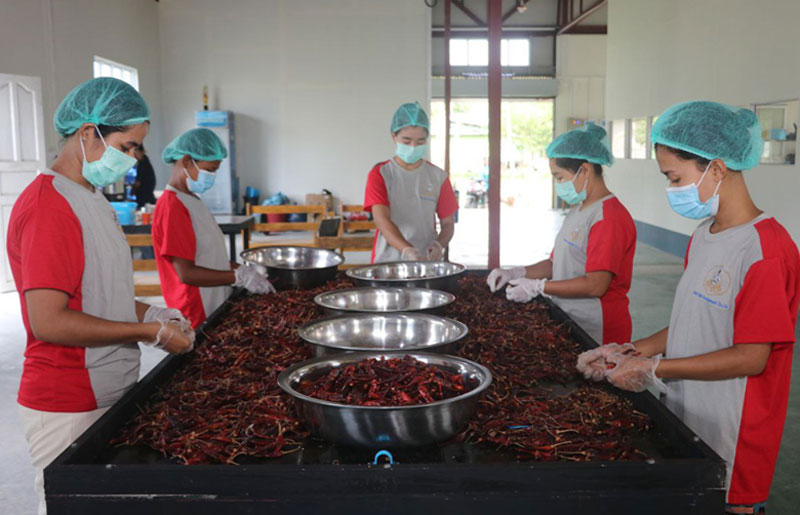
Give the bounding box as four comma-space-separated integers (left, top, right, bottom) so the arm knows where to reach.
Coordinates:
1, 211, 798, 513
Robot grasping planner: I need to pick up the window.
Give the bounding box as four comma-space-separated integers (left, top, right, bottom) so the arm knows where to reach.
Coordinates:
630, 118, 648, 159
93, 56, 139, 91
449, 39, 530, 67
611, 119, 627, 159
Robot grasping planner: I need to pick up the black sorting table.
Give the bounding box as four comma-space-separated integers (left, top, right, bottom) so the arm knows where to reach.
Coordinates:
123, 215, 254, 262
45, 273, 726, 514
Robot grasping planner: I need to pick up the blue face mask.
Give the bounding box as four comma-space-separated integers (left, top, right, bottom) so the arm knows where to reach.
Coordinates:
554, 168, 588, 205
395, 142, 427, 164
185, 160, 216, 194
665, 162, 721, 219
79, 126, 137, 188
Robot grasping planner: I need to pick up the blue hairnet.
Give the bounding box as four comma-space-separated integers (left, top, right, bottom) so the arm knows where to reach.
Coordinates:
162, 128, 228, 164
651, 101, 763, 170
54, 77, 150, 137
391, 102, 430, 133
546, 123, 614, 166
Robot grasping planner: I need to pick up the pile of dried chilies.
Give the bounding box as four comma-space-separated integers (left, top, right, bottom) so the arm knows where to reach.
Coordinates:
447, 276, 651, 461
297, 355, 469, 406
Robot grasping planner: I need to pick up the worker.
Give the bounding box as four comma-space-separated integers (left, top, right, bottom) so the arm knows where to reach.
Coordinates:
582, 101, 799, 515
152, 128, 274, 329
364, 101, 458, 263
6, 77, 194, 515
486, 123, 636, 346
131, 144, 157, 208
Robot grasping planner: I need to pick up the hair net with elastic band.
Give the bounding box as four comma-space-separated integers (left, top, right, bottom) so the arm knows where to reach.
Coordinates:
546, 123, 614, 166
54, 77, 150, 137
391, 102, 430, 133
651, 101, 763, 171
162, 128, 228, 164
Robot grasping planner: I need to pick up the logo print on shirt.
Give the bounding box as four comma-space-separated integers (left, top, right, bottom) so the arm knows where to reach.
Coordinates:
563, 227, 583, 250
419, 181, 436, 203
703, 266, 731, 296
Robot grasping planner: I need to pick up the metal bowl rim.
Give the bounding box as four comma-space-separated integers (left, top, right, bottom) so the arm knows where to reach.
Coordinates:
278, 351, 492, 411
345, 261, 467, 281
313, 286, 456, 312
240, 245, 345, 270
296, 313, 469, 352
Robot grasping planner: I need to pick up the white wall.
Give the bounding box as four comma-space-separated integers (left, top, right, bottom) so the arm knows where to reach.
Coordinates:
157, 0, 431, 204
0, 0, 164, 170
605, 0, 800, 241
554, 35, 606, 136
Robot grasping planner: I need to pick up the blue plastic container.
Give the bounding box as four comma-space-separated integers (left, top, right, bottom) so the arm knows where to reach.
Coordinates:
111, 201, 137, 225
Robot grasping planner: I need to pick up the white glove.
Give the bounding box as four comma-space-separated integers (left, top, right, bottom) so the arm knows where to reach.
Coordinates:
401, 246, 424, 261
576, 343, 636, 381
427, 241, 444, 261
142, 305, 195, 347
506, 278, 547, 303
606, 353, 667, 393
486, 266, 525, 293
143, 320, 194, 354
234, 265, 276, 294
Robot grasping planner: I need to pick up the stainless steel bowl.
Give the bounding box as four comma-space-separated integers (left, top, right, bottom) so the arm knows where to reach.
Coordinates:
240, 246, 344, 289
346, 261, 466, 293
297, 313, 468, 357
313, 287, 455, 316
278, 352, 491, 448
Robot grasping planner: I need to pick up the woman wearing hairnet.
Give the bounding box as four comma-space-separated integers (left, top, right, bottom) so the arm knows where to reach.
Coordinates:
364, 102, 458, 262
152, 128, 274, 329
584, 101, 800, 514
6, 77, 194, 515
487, 124, 637, 346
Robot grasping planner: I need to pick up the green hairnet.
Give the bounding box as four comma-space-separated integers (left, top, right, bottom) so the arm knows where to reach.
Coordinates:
391, 102, 430, 133
651, 101, 763, 170
546, 123, 614, 166
54, 77, 150, 137
162, 128, 228, 164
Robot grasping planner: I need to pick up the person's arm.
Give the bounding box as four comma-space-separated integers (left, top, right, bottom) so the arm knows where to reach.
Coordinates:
372, 204, 414, 252
25, 289, 189, 354
632, 327, 669, 357
135, 301, 151, 322
436, 216, 455, 247
656, 343, 772, 380
542, 271, 613, 298
523, 259, 554, 280
172, 257, 236, 287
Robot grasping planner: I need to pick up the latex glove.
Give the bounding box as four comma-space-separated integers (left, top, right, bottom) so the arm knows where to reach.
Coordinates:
605, 353, 667, 393
401, 246, 424, 261
234, 265, 276, 294
486, 266, 525, 293
506, 278, 547, 303
142, 305, 194, 346
576, 343, 636, 381
143, 320, 194, 354
427, 240, 444, 261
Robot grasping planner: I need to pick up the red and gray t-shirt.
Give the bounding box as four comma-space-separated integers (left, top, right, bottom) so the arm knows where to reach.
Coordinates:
364, 159, 458, 263
664, 214, 799, 504
550, 195, 637, 345
152, 186, 232, 328
7, 171, 140, 412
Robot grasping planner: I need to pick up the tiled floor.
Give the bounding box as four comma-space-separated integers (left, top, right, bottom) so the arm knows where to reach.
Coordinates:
1, 210, 798, 513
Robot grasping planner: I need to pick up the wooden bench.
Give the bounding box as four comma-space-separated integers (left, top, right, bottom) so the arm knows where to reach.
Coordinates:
245, 203, 327, 248
126, 233, 162, 297
316, 204, 376, 269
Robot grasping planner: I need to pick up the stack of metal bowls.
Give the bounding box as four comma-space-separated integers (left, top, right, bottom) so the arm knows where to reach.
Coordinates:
240, 246, 344, 290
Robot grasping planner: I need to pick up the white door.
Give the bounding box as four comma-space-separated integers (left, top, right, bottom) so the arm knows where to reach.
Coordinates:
0, 74, 46, 292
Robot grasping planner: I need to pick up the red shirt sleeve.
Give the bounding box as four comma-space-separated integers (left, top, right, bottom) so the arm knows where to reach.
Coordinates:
364, 163, 389, 212
436, 178, 458, 219
152, 192, 196, 262
733, 258, 796, 345
585, 206, 635, 276
684, 235, 694, 270
18, 184, 84, 295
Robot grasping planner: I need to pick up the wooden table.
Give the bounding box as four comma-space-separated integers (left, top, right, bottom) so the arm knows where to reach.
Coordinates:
123, 215, 255, 262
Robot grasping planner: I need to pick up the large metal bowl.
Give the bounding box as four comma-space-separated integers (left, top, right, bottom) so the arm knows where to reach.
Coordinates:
278, 352, 491, 448
240, 246, 344, 290
346, 261, 466, 293
297, 313, 468, 357
313, 287, 455, 316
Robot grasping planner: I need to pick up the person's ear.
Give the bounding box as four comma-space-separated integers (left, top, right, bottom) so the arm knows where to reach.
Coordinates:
709, 158, 728, 182
77, 123, 96, 143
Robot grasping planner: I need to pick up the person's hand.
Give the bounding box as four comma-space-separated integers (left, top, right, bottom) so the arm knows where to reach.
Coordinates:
576, 343, 636, 381
143, 320, 194, 355
486, 267, 525, 293
506, 278, 547, 303
401, 246, 424, 261
234, 265, 276, 294
605, 353, 667, 393
427, 240, 444, 261
143, 305, 194, 344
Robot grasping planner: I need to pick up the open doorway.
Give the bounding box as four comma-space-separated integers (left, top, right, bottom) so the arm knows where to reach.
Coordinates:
430, 98, 558, 268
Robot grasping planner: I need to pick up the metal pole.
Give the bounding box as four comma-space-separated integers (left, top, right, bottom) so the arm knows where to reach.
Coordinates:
487, 0, 502, 269
444, 0, 451, 178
